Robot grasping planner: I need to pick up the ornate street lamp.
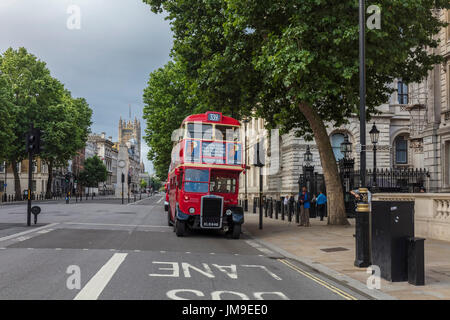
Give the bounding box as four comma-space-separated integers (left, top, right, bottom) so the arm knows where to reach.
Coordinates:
304, 145, 313, 167
300, 145, 315, 195
340, 135, 353, 160
370, 123, 380, 192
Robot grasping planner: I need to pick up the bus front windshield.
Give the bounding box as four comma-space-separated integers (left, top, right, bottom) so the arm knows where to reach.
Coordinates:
184, 169, 209, 193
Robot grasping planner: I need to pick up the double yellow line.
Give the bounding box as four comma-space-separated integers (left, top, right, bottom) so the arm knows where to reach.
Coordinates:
277, 259, 358, 300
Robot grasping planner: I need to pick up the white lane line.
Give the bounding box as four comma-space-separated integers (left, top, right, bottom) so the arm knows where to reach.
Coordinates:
37, 228, 54, 234
15, 236, 30, 242
245, 240, 274, 255
0, 223, 59, 243
64, 222, 171, 229
127, 197, 155, 206
157, 197, 164, 204
74, 253, 127, 300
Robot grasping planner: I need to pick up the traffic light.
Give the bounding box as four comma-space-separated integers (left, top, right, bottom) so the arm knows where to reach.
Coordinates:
26, 128, 41, 154
65, 173, 71, 183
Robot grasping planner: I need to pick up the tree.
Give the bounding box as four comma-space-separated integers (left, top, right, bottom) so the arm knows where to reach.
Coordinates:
78, 156, 108, 194
144, 0, 450, 225
0, 47, 92, 198
0, 75, 14, 161
140, 179, 148, 190
142, 61, 207, 181
42, 93, 92, 198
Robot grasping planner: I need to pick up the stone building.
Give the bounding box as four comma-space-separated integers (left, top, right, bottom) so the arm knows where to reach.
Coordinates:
114, 117, 142, 197
87, 132, 116, 194
239, 9, 450, 202
0, 158, 49, 197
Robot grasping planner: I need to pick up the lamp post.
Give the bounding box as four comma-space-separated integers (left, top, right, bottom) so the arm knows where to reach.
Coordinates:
243, 118, 250, 212
299, 146, 314, 191
369, 123, 380, 192
354, 0, 371, 268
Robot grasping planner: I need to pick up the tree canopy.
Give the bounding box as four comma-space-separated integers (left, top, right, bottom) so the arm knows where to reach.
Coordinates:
79, 155, 108, 188
142, 61, 207, 181
0, 47, 93, 196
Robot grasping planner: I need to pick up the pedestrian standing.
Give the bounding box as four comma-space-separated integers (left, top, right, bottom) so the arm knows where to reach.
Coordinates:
283, 195, 289, 214
289, 194, 295, 216
298, 186, 311, 227
316, 191, 327, 221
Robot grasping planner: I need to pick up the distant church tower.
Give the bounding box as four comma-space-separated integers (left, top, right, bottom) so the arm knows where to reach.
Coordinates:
119, 116, 141, 160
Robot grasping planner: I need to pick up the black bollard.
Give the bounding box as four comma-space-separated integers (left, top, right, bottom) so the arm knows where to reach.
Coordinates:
280, 201, 284, 220
253, 198, 256, 214
295, 201, 300, 224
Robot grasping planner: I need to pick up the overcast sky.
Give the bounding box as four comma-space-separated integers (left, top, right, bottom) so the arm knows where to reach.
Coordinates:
0, 0, 173, 175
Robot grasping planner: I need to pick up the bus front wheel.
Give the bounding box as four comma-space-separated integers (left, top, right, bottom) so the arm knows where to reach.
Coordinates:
231, 224, 241, 239
175, 219, 186, 237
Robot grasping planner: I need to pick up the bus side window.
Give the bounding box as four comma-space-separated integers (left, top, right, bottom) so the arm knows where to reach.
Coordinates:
177, 174, 182, 188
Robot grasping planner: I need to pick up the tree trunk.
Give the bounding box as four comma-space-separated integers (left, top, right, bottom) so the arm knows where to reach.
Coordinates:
298, 102, 349, 225
11, 159, 22, 199
46, 161, 53, 199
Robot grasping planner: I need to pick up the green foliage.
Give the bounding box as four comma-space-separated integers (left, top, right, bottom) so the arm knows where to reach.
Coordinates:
0, 75, 14, 160
140, 179, 148, 189
0, 47, 92, 166
144, 0, 450, 137
142, 61, 207, 181
79, 155, 108, 188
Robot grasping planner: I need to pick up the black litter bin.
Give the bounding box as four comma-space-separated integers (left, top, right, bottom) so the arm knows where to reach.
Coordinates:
407, 237, 425, 286
371, 201, 414, 282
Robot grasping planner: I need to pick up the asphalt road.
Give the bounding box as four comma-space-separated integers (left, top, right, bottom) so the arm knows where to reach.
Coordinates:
0, 195, 368, 300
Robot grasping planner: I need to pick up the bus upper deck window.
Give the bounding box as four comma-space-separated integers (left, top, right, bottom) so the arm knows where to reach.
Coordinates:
215, 125, 240, 142
186, 123, 213, 140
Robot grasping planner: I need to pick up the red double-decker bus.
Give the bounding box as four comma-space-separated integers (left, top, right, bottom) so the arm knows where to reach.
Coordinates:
167, 111, 244, 238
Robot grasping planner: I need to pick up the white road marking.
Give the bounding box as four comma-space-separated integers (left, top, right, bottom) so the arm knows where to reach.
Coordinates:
64, 222, 171, 229
0, 223, 59, 243
74, 253, 128, 300
55, 248, 62, 251
245, 240, 274, 255
37, 229, 54, 234
157, 197, 164, 204
241, 265, 282, 280
15, 236, 30, 242
127, 197, 156, 205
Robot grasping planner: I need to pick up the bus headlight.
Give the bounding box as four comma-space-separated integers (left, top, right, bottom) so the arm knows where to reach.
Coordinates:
226, 209, 232, 216
189, 207, 195, 214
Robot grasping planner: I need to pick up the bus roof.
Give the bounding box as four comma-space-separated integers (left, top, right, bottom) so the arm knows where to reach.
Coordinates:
182, 112, 241, 126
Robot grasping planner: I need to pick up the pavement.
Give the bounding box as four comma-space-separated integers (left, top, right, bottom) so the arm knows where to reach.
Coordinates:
243, 208, 450, 300
0, 195, 369, 300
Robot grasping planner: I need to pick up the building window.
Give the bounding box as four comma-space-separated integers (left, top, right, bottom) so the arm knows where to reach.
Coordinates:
331, 133, 345, 161
395, 136, 408, 164
0, 162, 5, 173
398, 81, 409, 104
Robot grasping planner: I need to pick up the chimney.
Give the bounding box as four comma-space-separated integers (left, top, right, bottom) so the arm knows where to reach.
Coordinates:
101, 132, 106, 139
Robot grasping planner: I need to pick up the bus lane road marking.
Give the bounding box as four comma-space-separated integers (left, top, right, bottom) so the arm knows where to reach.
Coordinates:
74, 253, 128, 300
